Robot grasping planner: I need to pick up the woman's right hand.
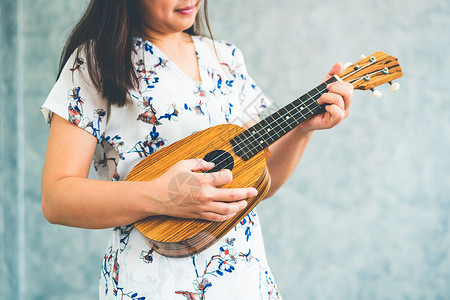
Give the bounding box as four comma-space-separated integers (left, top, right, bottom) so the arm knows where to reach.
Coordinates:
149, 159, 257, 222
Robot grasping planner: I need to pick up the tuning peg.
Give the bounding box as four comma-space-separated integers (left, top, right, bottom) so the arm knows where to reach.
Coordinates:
343, 62, 353, 69
371, 88, 382, 98
360, 54, 366, 59
389, 81, 400, 92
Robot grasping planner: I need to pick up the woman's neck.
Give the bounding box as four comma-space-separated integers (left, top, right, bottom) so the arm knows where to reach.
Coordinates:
140, 29, 201, 82
142, 29, 193, 53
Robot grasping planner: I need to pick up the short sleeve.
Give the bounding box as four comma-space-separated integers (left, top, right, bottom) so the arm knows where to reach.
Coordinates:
232, 47, 273, 126
41, 48, 108, 142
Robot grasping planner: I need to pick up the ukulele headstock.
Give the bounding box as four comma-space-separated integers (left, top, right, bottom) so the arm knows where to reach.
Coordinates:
338, 51, 403, 97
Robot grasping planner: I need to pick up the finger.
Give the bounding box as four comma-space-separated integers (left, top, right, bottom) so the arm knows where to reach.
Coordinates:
317, 93, 345, 111
326, 82, 353, 117
324, 104, 345, 121
206, 200, 248, 216
324, 62, 343, 81
200, 169, 233, 186
326, 82, 354, 100
206, 186, 258, 202
194, 169, 232, 186
199, 212, 237, 222
179, 159, 215, 172
326, 82, 353, 95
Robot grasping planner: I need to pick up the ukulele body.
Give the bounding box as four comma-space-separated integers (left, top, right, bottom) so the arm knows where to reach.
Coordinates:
126, 123, 271, 257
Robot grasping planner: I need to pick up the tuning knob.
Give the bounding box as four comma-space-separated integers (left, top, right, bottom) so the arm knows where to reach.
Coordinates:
360, 54, 366, 59
389, 81, 400, 92
371, 88, 382, 98
343, 62, 353, 69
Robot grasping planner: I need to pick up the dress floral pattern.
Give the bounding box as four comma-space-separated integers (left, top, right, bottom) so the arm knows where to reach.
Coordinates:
42, 35, 280, 299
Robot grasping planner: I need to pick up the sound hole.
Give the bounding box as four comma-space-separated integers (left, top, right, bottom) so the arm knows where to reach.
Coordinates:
203, 150, 234, 173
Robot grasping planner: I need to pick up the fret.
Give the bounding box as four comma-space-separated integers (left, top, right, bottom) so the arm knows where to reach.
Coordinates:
298, 95, 312, 114
308, 99, 320, 111
234, 131, 253, 156
291, 98, 308, 120
261, 116, 282, 139
251, 122, 270, 146
317, 82, 328, 91
278, 108, 295, 131
272, 110, 288, 134
258, 117, 281, 144
285, 102, 303, 126
231, 77, 338, 160
304, 94, 316, 114
245, 133, 265, 157
259, 129, 277, 145
261, 119, 277, 139
314, 83, 327, 96
285, 108, 302, 128
229, 137, 244, 159
284, 103, 296, 120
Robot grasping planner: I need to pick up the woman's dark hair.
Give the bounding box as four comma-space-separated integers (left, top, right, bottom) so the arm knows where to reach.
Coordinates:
58, 0, 212, 107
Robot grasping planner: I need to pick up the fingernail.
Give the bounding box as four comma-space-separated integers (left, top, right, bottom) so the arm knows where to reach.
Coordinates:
251, 189, 258, 197
242, 201, 248, 208
326, 84, 331, 90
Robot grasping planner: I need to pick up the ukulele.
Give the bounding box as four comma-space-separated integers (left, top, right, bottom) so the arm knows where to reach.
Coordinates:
126, 51, 403, 257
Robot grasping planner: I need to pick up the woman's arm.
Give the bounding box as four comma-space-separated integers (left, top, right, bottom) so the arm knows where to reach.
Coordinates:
41, 114, 257, 229
42, 114, 159, 228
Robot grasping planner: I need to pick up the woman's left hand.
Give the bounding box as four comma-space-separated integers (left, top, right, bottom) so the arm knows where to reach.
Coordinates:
294, 62, 353, 135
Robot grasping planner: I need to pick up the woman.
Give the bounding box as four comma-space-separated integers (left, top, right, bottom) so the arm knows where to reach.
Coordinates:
41, 0, 353, 298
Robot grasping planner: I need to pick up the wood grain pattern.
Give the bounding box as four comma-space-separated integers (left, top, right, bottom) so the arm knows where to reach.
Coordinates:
126, 124, 271, 257
339, 51, 403, 90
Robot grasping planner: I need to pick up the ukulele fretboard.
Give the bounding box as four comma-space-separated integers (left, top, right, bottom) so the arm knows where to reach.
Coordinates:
231, 77, 337, 160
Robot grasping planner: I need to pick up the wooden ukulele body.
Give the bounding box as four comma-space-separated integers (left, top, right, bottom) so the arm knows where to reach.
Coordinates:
126, 124, 271, 257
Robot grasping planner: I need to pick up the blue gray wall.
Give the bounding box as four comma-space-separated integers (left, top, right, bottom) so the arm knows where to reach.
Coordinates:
1, 0, 449, 299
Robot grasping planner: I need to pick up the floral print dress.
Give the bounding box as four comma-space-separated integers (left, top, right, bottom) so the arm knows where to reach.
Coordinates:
42, 35, 280, 300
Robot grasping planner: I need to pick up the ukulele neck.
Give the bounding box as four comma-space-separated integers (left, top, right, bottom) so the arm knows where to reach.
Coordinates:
231, 76, 338, 160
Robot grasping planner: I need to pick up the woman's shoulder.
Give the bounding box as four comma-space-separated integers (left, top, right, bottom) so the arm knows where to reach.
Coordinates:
193, 35, 246, 67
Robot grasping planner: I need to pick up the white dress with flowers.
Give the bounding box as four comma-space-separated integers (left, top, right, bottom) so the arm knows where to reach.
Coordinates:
42, 36, 280, 300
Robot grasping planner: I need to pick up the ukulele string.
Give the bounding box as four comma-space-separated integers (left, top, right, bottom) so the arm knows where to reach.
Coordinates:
209, 80, 349, 167
211, 64, 390, 163
204, 63, 387, 170
204, 85, 330, 170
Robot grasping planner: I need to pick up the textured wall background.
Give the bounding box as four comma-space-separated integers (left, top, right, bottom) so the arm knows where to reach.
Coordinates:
1, 0, 449, 299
